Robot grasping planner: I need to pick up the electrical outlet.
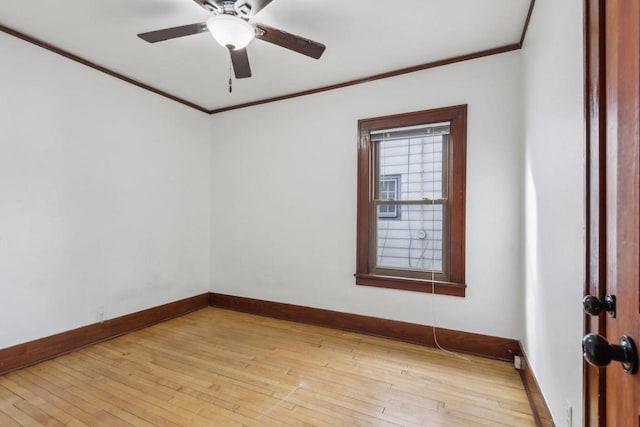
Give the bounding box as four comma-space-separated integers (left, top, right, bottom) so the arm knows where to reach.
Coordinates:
514, 355, 523, 370
565, 399, 572, 427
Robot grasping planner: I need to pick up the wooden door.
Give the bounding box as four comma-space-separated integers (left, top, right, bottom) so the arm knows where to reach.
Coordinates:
585, 0, 640, 425
604, 0, 640, 424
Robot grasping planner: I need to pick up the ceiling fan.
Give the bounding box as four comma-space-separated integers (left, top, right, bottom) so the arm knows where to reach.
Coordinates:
137, 0, 326, 79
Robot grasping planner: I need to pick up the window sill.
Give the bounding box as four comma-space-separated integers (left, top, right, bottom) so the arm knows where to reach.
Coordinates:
355, 273, 466, 297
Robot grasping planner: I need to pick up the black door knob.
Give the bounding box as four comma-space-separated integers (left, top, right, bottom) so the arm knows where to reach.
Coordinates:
582, 294, 616, 317
582, 333, 638, 374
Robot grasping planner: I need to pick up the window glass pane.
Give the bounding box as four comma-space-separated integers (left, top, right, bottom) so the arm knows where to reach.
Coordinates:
376, 204, 443, 272
378, 133, 446, 201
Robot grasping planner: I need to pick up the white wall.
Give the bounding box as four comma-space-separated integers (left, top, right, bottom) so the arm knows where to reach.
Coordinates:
521, 0, 585, 424
0, 33, 211, 349
210, 52, 524, 340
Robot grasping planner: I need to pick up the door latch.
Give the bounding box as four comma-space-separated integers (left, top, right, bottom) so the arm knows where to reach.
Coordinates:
583, 294, 616, 317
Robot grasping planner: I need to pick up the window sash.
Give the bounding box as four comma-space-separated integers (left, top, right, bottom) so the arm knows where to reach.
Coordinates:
371, 133, 450, 279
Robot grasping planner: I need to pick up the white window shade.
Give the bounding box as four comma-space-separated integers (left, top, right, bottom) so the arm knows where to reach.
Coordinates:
371, 122, 450, 142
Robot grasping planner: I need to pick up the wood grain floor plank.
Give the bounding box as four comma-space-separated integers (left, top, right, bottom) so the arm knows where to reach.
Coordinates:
45, 360, 188, 426
9, 370, 116, 427
0, 400, 44, 426
1, 376, 87, 427
0, 410, 21, 427
0, 308, 534, 426
0, 383, 22, 405
80, 347, 241, 413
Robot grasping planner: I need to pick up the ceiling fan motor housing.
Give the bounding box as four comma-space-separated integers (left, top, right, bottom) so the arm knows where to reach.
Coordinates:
193, 0, 217, 12
194, 0, 252, 18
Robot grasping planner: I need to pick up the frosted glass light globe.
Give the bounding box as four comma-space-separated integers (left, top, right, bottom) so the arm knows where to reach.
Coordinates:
206, 15, 255, 50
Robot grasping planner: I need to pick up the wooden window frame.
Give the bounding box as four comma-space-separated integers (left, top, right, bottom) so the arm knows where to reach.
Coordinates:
356, 105, 467, 297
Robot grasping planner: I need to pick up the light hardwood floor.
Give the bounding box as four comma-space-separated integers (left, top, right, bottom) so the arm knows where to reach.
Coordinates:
0, 308, 535, 426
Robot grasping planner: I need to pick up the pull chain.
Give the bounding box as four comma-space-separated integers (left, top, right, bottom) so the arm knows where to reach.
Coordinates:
228, 56, 233, 93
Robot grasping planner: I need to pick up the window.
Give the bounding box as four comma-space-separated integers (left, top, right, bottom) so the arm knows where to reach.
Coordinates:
356, 105, 467, 297
378, 174, 401, 219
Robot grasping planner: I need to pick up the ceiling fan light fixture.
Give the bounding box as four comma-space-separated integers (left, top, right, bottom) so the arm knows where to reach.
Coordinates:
206, 15, 255, 50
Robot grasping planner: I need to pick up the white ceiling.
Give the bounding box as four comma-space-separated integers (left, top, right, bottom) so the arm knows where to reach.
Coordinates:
0, 0, 531, 112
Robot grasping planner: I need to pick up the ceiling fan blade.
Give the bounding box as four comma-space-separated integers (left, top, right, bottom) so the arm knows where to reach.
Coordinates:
230, 48, 252, 78
235, 0, 274, 18
254, 24, 325, 59
138, 23, 208, 43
